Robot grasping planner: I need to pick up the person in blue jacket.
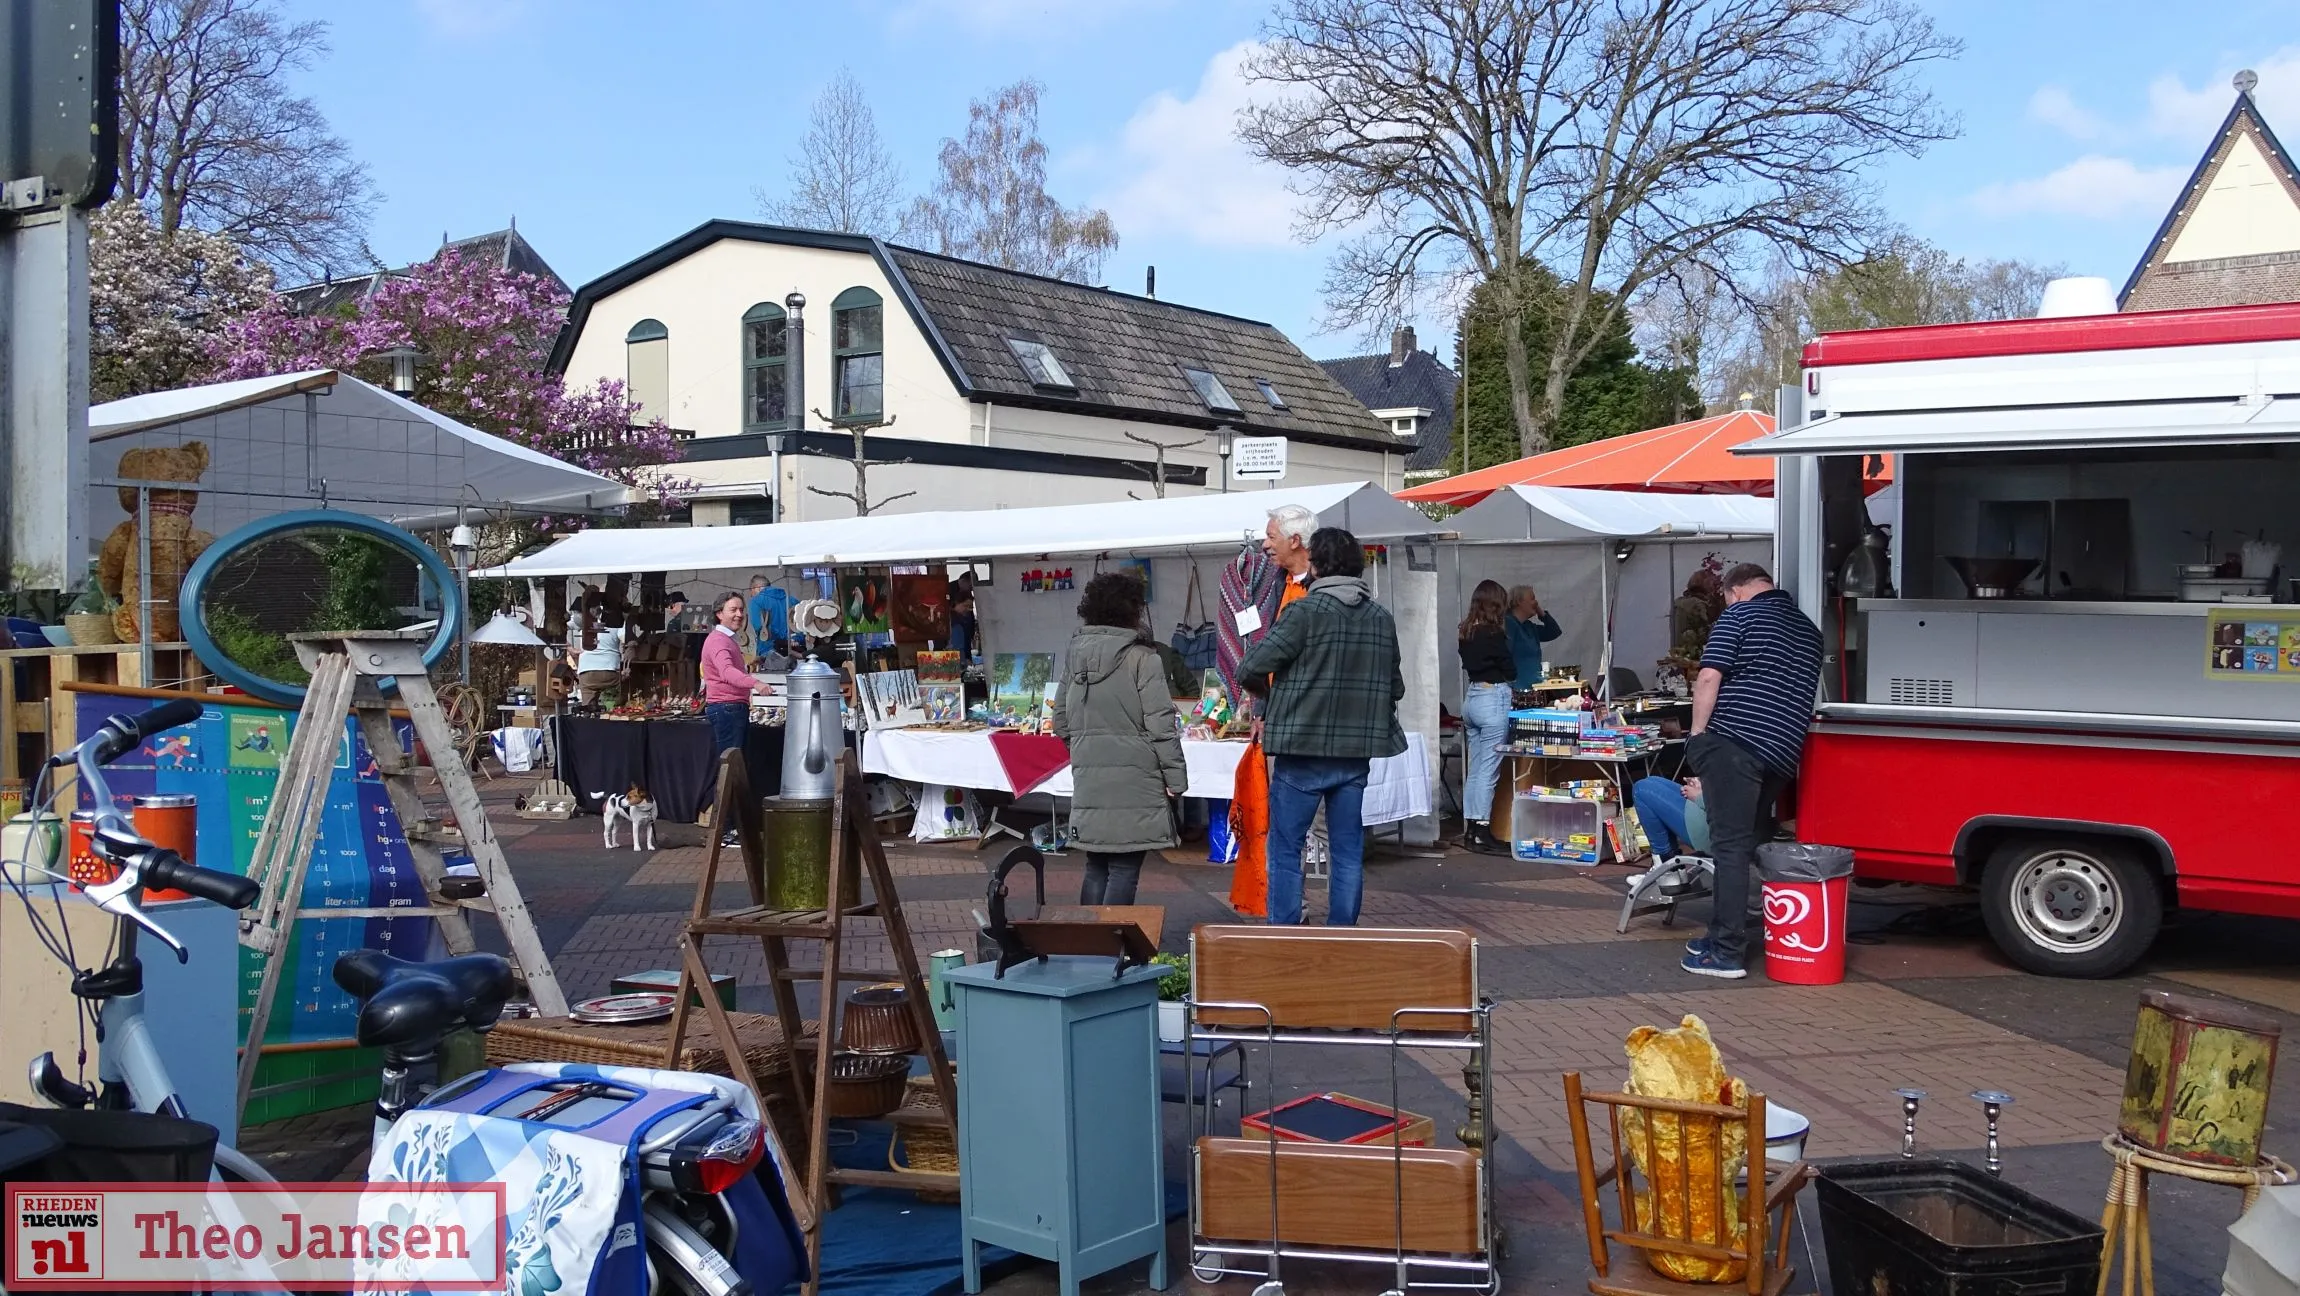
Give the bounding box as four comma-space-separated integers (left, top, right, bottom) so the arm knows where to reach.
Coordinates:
1505, 585, 1563, 687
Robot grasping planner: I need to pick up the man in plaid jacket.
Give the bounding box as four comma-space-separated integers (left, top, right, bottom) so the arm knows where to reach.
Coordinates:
1238, 527, 1406, 926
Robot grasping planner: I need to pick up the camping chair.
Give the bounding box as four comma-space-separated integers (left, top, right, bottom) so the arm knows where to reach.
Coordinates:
1562, 1073, 1814, 1296
1617, 854, 1714, 933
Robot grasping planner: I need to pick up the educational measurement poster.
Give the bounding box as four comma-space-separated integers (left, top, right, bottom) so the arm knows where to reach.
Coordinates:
2206, 610, 2300, 680
75, 694, 434, 1046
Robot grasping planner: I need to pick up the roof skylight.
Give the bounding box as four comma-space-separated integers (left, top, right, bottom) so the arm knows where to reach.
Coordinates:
1006, 337, 1077, 391
1181, 365, 1242, 414
1254, 378, 1288, 410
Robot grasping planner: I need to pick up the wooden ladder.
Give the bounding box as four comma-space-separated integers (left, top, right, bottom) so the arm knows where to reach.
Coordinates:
232, 632, 570, 1115
666, 749, 960, 1296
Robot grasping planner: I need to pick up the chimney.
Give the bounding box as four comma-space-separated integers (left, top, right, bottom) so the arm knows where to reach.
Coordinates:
1389, 325, 1416, 367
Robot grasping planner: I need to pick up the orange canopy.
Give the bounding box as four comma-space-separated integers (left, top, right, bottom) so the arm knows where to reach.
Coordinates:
1396, 409, 1891, 507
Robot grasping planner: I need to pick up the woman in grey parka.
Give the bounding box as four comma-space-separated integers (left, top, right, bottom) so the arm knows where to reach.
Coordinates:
1052, 571, 1187, 905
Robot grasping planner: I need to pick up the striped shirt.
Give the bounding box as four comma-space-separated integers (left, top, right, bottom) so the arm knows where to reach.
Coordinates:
1700, 589, 1822, 777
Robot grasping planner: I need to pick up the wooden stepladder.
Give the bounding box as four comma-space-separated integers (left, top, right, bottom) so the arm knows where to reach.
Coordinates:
665, 749, 959, 1296
232, 631, 569, 1115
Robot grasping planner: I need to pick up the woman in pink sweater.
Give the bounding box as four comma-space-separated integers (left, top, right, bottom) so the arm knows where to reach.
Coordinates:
701, 592, 754, 759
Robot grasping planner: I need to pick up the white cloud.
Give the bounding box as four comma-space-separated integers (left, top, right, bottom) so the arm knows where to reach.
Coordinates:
2028, 86, 2107, 141
1093, 42, 1306, 249
1968, 155, 2187, 219
2147, 48, 2300, 138
410, 0, 533, 39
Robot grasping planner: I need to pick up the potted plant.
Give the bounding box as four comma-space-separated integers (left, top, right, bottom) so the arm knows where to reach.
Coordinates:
62, 562, 118, 646
1153, 952, 1189, 1043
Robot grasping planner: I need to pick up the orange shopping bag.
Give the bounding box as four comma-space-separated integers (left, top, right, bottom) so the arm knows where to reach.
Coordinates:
1226, 737, 1267, 918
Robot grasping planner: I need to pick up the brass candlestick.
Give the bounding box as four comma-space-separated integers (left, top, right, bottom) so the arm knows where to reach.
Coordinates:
1458, 1048, 1487, 1151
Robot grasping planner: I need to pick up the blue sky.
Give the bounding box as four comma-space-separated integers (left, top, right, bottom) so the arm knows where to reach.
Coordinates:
282, 0, 2300, 358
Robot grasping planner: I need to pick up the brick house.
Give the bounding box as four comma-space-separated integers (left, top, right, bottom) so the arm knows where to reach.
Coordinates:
2122, 74, 2300, 312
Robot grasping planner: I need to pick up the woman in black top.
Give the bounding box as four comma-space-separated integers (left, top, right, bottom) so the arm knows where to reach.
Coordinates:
1458, 579, 1515, 854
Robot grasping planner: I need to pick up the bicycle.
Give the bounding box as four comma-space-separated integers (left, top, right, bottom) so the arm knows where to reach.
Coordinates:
6, 700, 806, 1295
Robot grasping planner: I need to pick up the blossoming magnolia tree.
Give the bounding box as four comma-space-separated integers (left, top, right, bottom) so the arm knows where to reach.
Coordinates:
208, 247, 693, 539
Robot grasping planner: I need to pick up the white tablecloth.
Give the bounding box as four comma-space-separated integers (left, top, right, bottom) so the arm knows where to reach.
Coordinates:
862, 729, 1432, 825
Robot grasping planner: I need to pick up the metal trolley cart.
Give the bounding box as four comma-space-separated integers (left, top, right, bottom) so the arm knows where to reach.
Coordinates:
1183, 925, 1498, 1294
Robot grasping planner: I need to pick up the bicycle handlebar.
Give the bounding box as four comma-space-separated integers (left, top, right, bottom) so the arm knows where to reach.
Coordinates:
60, 704, 261, 962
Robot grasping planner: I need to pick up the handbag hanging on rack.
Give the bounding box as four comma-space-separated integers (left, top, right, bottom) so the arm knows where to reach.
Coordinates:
1170, 565, 1218, 673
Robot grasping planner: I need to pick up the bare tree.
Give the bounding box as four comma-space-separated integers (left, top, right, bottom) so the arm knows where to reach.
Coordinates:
1704, 238, 2064, 410
1121, 430, 1201, 499
1242, 0, 1958, 456
804, 410, 915, 516
756, 70, 905, 237
903, 81, 1118, 283
117, 0, 377, 279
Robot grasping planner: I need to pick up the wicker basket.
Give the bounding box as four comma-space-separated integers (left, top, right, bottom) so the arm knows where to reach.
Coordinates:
888, 1076, 960, 1201
63, 613, 117, 646
825, 1052, 911, 1119
486, 1011, 813, 1078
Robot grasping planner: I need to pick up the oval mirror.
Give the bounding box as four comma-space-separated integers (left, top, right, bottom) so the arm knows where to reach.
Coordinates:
180, 511, 462, 705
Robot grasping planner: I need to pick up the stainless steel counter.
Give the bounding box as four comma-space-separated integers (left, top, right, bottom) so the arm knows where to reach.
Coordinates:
1859, 598, 2300, 723
1868, 598, 2267, 617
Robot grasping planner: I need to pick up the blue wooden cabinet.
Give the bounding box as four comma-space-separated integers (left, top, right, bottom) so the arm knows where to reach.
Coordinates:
948, 957, 1169, 1296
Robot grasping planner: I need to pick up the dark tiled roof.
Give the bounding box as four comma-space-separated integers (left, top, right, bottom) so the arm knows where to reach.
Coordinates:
885, 247, 1394, 451
277, 227, 568, 316
1318, 350, 1459, 471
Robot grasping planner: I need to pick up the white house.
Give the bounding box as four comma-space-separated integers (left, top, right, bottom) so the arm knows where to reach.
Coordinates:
550, 221, 1407, 523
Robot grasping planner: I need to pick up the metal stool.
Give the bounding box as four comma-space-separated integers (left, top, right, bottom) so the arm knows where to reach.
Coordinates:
2096, 1133, 2293, 1296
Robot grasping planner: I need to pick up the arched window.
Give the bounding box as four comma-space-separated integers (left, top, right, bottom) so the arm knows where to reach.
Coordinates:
625, 319, 669, 421
741, 302, 789, 431
831, 286, 884, 423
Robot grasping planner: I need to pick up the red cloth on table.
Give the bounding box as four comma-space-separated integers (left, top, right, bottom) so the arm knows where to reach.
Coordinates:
1227, 737, 1267, 918
986, 731, 1071, 796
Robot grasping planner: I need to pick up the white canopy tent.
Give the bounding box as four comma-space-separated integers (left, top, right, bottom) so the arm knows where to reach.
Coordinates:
484, 482, 1450, 843
1438, 485, 1775, 700
87, 369, 629, 552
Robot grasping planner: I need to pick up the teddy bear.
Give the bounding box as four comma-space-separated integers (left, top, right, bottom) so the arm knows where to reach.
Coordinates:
1621, 1014, 1751, 1284
97, 441, 215, 643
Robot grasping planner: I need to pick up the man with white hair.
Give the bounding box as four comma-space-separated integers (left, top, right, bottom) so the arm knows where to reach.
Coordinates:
1264, 504, 1316, 612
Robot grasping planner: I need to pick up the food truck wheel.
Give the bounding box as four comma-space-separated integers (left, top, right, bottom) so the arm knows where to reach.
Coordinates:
1980, 838, 2160, 978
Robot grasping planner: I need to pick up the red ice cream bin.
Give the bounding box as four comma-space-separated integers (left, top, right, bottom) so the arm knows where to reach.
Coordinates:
1758, 842, 1854, 985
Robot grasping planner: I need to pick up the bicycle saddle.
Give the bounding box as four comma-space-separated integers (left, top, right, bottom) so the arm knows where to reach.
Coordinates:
332, 950, 516, 1050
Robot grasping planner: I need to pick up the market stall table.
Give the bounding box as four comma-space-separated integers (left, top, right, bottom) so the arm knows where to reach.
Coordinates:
554, 715, 782, 822
862, 729, 1432, 825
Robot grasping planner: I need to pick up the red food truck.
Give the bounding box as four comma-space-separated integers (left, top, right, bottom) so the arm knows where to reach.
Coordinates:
1744, 301, 2300, 976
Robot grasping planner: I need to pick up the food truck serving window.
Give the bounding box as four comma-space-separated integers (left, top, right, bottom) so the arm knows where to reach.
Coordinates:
1738, 396, 2300, 457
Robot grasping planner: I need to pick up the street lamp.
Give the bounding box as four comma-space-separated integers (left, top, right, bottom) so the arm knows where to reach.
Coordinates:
1215, 425, 1234, 494
449, 516, 476, 683
374, 345, 424, 395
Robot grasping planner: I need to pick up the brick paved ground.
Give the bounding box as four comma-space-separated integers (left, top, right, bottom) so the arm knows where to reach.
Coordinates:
244, 782, 2300, 1295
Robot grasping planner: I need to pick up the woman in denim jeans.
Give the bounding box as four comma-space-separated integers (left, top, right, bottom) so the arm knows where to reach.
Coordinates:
1457, 580, 1516, 855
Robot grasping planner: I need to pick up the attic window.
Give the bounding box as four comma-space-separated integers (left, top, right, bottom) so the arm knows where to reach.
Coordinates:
1181, 365, 1242, 414
1254, 378, 1288, 410
1005, 337, 1076, 392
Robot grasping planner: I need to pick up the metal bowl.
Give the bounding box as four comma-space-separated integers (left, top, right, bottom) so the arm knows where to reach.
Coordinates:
568, 991, 677, 1025
1943, 556, 2040, 598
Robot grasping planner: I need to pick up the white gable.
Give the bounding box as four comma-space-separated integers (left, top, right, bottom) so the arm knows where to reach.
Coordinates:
2165, 129, 2300, 263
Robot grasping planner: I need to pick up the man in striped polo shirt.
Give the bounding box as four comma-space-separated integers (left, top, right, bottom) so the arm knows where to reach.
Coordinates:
1682, 562, 1823, 979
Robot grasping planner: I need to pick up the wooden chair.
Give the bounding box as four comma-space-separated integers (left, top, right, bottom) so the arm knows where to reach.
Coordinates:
1562, 1072, 1814, 1296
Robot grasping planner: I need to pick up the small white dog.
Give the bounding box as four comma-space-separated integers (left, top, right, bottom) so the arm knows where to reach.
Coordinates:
599, 784, 658, 851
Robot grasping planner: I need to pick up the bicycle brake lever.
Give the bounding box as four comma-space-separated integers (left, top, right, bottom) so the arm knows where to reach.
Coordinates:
85, 869, 188, 962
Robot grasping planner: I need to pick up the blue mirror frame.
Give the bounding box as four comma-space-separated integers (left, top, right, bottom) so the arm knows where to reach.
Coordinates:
179, 510, 463, 706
